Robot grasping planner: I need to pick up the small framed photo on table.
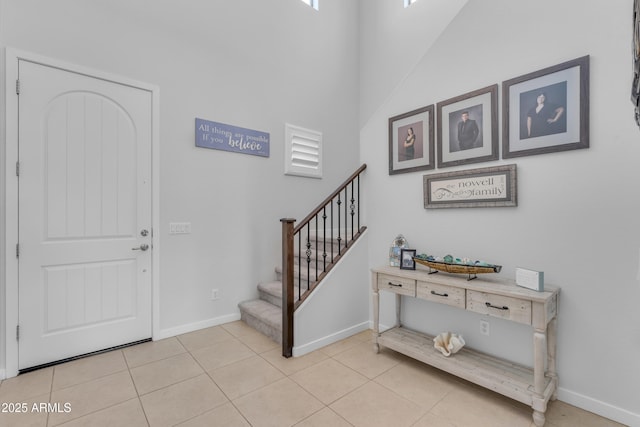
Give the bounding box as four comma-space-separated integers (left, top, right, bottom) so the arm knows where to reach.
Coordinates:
400, 249, 417, 270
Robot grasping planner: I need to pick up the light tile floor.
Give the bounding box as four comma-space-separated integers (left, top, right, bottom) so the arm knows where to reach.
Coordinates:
0, 321, 626, 427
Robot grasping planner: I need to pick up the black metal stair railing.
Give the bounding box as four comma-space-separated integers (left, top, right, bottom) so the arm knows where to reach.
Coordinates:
280, 164, 367, 357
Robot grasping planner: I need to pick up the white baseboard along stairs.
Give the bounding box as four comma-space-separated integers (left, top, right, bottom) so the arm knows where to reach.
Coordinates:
238, 233, 348, 345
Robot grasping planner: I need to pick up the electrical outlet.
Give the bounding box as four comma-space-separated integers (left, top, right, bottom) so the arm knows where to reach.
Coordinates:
211, 289, 220, 300
480, 319, 490, 336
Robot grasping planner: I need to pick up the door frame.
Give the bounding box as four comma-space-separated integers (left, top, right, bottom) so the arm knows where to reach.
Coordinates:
1, 47, 161, 379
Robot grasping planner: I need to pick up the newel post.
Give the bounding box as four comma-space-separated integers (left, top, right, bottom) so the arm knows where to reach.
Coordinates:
280, 218, 296, 358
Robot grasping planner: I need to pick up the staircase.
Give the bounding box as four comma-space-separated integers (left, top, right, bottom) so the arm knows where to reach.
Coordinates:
238, 164, 367, 356
238, 235, 344, 345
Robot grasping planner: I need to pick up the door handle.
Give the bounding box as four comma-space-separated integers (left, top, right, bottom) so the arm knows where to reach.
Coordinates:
132, 244, 149, 251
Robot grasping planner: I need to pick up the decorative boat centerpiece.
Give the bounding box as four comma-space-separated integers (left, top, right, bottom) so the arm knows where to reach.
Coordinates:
413, 254, 501, 280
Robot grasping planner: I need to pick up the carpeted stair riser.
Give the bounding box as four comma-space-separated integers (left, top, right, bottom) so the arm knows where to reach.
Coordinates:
258, 281, 305, 309
238, 299, 281, 344
257, 281, 284, 308
237, 232, 354, 344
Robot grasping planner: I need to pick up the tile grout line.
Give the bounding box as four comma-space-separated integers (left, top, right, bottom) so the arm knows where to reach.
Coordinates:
174, 341, 254, 425
122, 350, 152, 427
47, 367, 54, 427
0, 324, 625, 427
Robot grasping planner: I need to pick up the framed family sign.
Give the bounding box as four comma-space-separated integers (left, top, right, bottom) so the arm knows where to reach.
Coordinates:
424, 164, 517, 209
436, 85, 498, 168
388, 105, 435, 175
502, 56, 590, 158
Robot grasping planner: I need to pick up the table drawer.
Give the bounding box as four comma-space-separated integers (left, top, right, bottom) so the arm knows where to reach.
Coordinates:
377, 274, 416, 296
417, 281, 465, 309
466, 290, 532, 325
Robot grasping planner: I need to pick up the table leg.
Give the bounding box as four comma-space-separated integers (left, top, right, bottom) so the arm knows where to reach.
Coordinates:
532, 410, 546, 427
547, 317, 558, 400
532, 328, 547, 426
373, 285, 380, 354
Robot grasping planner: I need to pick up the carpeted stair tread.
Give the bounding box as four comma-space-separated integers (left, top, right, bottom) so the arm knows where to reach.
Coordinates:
238, 299, 281, 329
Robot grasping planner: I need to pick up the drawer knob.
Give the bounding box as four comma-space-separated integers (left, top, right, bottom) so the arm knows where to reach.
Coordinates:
388, 282, 403, 288
485, 302, 509, 311
430, 290, 449, 297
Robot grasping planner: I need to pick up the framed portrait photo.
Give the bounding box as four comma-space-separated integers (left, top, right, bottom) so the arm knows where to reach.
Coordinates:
400, 249, 417, 270
436, 85, 498, 169
502, 56, 589, 158
389, 105, 435, 175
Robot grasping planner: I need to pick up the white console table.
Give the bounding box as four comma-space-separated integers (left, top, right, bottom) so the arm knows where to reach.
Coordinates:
371, 265, 559, 426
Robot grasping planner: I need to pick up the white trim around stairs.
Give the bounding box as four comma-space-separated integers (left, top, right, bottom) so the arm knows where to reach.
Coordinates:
292, 321, 370, 357
155, 312, 241, 341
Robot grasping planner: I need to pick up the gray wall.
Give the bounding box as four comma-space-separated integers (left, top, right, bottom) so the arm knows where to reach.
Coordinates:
360, 0, 640, 425
0, 0, 360, 343
358, 0, 467, 127
2, 0, 639, 424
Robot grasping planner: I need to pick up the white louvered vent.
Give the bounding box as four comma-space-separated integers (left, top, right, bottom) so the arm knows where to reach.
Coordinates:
285, 124, 322, 179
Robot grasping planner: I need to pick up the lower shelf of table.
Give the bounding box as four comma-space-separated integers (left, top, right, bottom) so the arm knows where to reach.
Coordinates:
377, 326, 555, 408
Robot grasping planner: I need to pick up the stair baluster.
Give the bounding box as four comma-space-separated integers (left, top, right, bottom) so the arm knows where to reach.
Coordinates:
279, 164, 367, 357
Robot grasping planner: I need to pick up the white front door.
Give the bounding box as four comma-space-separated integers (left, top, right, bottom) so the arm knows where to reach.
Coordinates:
18, 59, 153, 370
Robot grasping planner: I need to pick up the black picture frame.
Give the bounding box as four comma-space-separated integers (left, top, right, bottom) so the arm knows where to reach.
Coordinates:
633, 0, 640, 127
400, 249, 417, 270
436, 85, 499, 168
502, 56, 590, 158
389, 105, 435, 175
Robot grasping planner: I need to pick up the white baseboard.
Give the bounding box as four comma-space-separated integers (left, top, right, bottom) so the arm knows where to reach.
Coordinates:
292, 321, 370, 357
558, 387, 639, 427
155, 313, 241, 341
368, 320, 393, 333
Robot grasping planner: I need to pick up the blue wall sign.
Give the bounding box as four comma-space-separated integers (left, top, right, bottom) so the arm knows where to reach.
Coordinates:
195, 118, 270, 158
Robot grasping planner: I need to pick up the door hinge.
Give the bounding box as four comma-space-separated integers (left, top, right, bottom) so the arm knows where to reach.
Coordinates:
16, 161, 20, 177
16, 243, 20, 258
16, 325, 20, 341
16, 79, 20, 95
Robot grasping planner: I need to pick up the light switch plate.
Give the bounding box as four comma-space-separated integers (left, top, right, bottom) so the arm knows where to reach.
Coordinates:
169, 222, 191, 234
